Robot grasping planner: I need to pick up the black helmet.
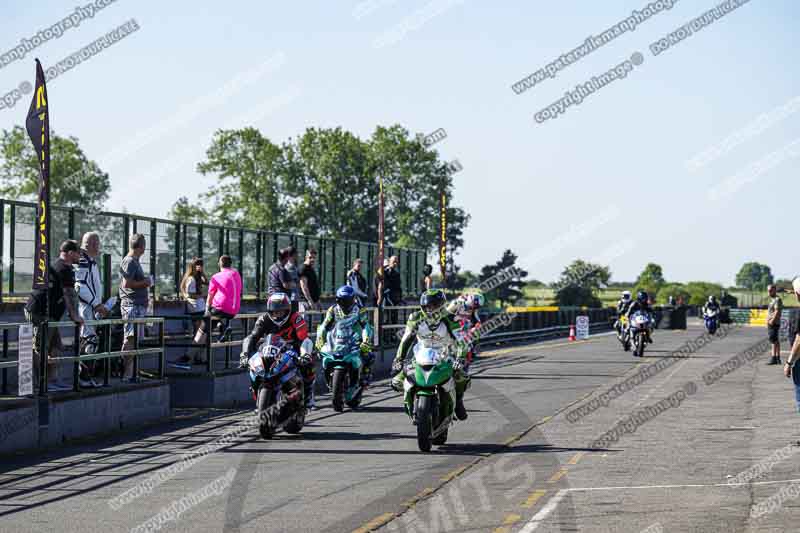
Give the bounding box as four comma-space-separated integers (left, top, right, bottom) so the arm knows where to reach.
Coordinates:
420, 289, 446, 317
422, 264, 433, 276
266, 293, 291, 326
636, 291, 648, 304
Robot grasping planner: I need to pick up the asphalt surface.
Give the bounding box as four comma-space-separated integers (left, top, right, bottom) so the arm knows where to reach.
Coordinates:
1, 323, 799, 533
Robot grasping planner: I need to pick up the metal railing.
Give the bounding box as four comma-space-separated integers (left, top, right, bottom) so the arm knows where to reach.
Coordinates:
0, 317, 166, 396
1, 305, 615, 397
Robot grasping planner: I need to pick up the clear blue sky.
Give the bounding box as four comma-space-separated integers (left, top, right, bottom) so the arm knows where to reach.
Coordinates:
1, 0, 796, 285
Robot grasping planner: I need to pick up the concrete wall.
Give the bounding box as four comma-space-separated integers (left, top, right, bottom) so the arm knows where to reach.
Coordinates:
0, 383, 170, 455
0, 400, 38, 455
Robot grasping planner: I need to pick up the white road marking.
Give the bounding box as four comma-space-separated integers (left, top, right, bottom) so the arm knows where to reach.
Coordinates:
564, 477, 800, 492
517, 489, 567, 533
515, 478, 800, 531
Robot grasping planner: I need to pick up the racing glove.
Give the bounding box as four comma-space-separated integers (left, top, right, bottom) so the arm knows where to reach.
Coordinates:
238, 352, 249, 369
391, 358, 404, 373
359, 341, 372, 354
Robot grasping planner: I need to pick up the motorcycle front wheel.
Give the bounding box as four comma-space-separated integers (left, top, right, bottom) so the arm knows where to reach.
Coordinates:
257, 387, 274, 440
332, 367, 346, 412
416, 395, 434, 452
635, 334, 645, 357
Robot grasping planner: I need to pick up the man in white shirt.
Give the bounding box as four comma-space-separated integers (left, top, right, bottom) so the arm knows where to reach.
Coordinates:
75, 232, 108, 387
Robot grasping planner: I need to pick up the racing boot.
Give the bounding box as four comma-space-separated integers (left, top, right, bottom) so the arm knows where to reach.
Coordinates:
304, 382, 316, 409
391, 371, 404, 392
454, 390, 468, 421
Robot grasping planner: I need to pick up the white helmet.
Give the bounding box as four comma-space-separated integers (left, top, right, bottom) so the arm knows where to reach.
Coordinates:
793, 277, 800, 295
622, 291, 631, 300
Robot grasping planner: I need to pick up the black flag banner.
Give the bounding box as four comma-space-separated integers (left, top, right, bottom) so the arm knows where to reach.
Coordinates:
25, 59, 50, 290
377, 175, 385, 280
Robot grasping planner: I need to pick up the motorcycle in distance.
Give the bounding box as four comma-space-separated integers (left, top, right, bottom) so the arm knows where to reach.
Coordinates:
704, 307, 720, 334
628, 311, 652, 358
247, 334, 307, 439
616, 314, 631, 351
402, 343, 459, 452
316, 314, 373, 412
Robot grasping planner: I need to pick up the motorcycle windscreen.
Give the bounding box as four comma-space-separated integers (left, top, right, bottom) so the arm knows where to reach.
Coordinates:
414, 344, 441, 366
330, 314, 360, 354
248, 353, 266, 377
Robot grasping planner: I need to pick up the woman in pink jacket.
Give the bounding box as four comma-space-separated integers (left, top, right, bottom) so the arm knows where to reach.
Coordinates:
194, 255, 242, 344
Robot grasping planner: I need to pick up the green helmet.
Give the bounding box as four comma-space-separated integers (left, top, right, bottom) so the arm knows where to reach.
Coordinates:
419, 289, 446, 319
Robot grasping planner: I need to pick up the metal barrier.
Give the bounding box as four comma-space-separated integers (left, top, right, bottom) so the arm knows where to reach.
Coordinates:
0, 317, 166, 397
161, 309, 346, 373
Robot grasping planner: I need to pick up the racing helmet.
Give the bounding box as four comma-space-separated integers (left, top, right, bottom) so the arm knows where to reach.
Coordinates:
622, 291, 631, 301
266, 292, 291, 327
420, 289, 446, 317
636, 290, 648, 304
708, 295, 717, 304
469, 292, 485, 309
336, 285, 356, 313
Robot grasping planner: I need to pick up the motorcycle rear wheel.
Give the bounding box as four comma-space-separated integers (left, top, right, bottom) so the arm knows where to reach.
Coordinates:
284, 408, 305, 434
432, 427, 448, 445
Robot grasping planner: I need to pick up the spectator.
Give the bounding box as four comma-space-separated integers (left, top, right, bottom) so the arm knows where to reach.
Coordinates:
119, 233, 152, 382
285, 246, 301, 313
784, 278, 800, 422
75, 232, 108, 387
767, 284, 783, 365
346, 258, 368, 307
383, 255, 403, 325
374, 260, 387, 307
178, 257, 208, 365
24, 240, 84, 391
299, 248, 321, 314
194, 255, 242, 345
421, 264, 433, 294
268, 247, 294, 299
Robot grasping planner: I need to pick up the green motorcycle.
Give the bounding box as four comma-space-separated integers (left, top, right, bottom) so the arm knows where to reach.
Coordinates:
402, 344, 457, 452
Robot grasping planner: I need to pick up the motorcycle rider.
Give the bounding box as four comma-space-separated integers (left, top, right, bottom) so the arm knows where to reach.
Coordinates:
314, 285, 375, 387
239, 292, 317, 408
702, 295, 721, 316
614, 291, 632, 335
626, 290, 654, 344
391, 289, 471, 421
446, 291, 485, 371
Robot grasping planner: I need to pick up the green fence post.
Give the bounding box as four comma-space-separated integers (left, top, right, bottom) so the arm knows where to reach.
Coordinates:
9, 203, 15, 295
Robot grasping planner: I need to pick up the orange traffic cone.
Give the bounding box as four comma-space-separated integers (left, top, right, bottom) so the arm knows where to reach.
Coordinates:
568, 325, 576, 341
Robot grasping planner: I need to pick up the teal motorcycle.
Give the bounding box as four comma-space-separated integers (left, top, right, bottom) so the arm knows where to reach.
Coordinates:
402, 344, 457, 452
317, 314, 373, 412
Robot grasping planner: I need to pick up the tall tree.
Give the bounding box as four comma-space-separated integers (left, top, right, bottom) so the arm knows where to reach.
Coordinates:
192, 124, 470, 256
0, 125, 110, 211
196, 127, 286, 230
636, 263, 665, 295
553, 259, 610, 307
284, 127, 377, 241
479, 249, 527, 307
735, 262, 773, 291
168, 196, 208, 223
